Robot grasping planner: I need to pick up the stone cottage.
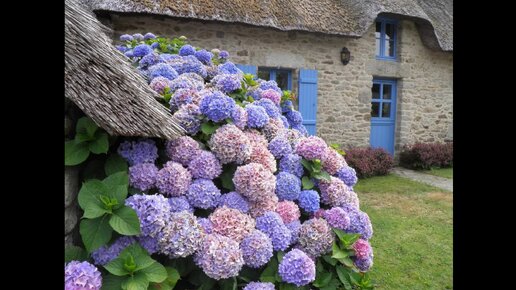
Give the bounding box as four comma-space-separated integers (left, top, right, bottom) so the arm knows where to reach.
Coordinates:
84, 0, 453, 156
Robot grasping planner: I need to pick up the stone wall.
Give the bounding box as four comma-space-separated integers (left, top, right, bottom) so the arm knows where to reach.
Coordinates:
103, 14, 452, 155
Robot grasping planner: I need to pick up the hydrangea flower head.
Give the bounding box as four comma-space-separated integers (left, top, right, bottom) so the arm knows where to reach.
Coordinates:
249, 145, 277, 173
120, 34, 133, 41
217, 61, 242, 75
188, 150, 222, 179
65, 261, 102, 290
91, 236, 136, 266
298, 190, 320, 213
255, 211, 292, 251
165, 136, 201, 166
337, 166, 358, 187
276, 200, 301, 223
209, 206, 255, 242
168, 196, 194, 213
233, 163, 276, 202
268, 136, 292, 159
155, 161, 192, 197
275, 171, 301, 201
217, 191, 250, 213
194, 234, 244, 280
148, 63, 179, 81
278, 249, 316, 286
298, 218, 334, 258
132, 44, 153, 57
295, 136, 328, 160
117, 139, 158, 166
199, 90, 236, 122
144, 32, 156, 40
279, 153, 304, 178
179, 44, 196, 56
149, 76, 170, 94
246, 104, 270, 128
211, 73, 241, 93
240, 230, 273, 268
129, 163, 158, 191
323, 207, 350, 230
194, 49, 213, 64
125, 194, 171, 237
173, 103, 202, 135
209, 124, 252, 164
186, 179, 221, 209
158, 211, 204, 258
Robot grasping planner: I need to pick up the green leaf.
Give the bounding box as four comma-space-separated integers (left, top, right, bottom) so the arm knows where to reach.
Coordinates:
76, 132, 94, 143
65, 140, 90, 166
338, 257, 354, 268
89, 132, 109, 154
110, 206, 141, 235
122, 272, 149, 290
105, 154, 128, 176
65, 246, 88, 263
101, 274, 125, 290
76, 117, 98, 138
140, 262, 168, 283
311, 159, 322, 173
220, 164, 237, 191
336, 266, 353, 289
322, 255, 338, 266
332, 249, 349, 260
279, 283, 299, 290
122, 244, 155, 271
105, 257, 131, 276
313, 272, 332, 287
102, 171, 129, 203
149, 267, 180, 290
277, 251, 285, 263
333, 229, 360, 247
201, 122, 217, 135
300, 159, 313, 172
260, 258, 278, 283
313, 171, 332, 181
348, 271, 362, 285
78, 180, 110, 218
301, 176, 314, 190
321, 277, 344, 290
219, 277, 237, 290
80, 215, 113, 252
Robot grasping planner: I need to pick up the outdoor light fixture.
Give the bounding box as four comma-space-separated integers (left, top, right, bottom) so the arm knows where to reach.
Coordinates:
341, 47, 350, 65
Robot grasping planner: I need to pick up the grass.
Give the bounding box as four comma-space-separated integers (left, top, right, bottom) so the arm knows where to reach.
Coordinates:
354, 174, 453, 289
421, 167, 453, 179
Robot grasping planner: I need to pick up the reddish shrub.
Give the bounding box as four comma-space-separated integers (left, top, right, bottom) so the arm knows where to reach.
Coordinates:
345, 147, 394, 178
399, 142, 453, 170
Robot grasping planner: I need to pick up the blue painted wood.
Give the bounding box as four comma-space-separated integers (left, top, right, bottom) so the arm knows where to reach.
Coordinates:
299, 69, 318, 135
370, 78, 397, 155
375, 18, 397, 60
235, 64, 257, 76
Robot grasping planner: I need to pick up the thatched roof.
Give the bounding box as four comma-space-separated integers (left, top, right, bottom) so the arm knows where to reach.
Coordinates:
84, 0, 452, 51
65, 0, 185, 140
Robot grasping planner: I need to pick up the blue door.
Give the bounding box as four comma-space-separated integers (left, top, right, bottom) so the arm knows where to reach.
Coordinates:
370, 78, 397, 155
298, 69, 318, 135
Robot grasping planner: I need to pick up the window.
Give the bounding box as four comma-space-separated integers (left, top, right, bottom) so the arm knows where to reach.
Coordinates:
257, 68, 292, 91
375, 18, 397, 60
371, 81, 396, 119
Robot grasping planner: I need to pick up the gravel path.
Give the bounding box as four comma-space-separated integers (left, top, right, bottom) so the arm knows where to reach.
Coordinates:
391, 167, 453, 192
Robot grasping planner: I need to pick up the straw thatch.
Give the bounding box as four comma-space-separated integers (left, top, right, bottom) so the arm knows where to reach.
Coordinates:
84, 0, 452, 51
65, 0, 185, 139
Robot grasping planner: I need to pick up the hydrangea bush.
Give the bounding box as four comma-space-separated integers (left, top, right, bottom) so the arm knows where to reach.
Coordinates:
65, 33, 375, 290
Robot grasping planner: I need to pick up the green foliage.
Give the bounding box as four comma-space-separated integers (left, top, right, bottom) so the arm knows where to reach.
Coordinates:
219, 163, 237, 191
65, 245, 89, 263
143, 36, 187, 54
280, 90, 296, 105
65, 116, 110, 166
105, 154, 128, 176
104, 244, 169, 290
329, 143, 346, 156
260, 257, 280, 283
301, 176, 315, 190
301, 158, 332, 182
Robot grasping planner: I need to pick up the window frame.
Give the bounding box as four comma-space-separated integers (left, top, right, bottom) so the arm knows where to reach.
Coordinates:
375, 18, 398, 61
371, 78, 397, 121
257, 67, 293, 90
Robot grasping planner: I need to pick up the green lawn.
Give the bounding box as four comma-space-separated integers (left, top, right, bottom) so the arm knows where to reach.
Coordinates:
421, 167, 453, 179
354, 174, 453, 289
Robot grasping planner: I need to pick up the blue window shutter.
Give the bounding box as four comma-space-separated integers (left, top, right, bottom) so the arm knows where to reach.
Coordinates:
235, 64, 257, 76
299, 69, 318, 135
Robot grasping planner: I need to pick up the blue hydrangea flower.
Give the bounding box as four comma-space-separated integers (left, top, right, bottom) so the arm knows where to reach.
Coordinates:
91, 236, 136, 266
168, 55, 207, 78
179, 44, 196, 56
278, 249, 316, 286
298, 190, 320, 213
291, 123, 308, 136
139, 53, 162, 69
129, 163, 158, 191
132, 33, 144, 41
194, 49, 213, 64
150, 42, 159, 49
255, 211, 292, 251
117, 139, 159, 166
337, 166, 358, 187
124, 50, 134, 58
285, 220, 301, 245
268, 136, 292, 159
259, 80, 282, 93
240, 230, 273, 268
231, 106, 247, 129
246, 104, 269, 128
138, 235, 160, 254
186, 179, 221, 209
125, 194, 171, 237
219, 50, 229, 59
173, 104, 202, 135
199, 91, 236, 122
168, 196, 194, 213
340, 204, 373, 240
144, 32, 156, 40
354, 255, 373, 272
197, 217, 213, 234
217, 192, 249, 213
280, 115, 290, 128
286, 110, 303, 126
160, 53, 177, 62
116, 45, 129, 53
218, 61, 242, 75
281, 100, 294, 113
279, 153, 304, 178
254, 99, 281, 118
275, 172, 301, 201
132, 44, 153, 57
148, 63, 179, 80
120, 34, 133, 41
212, 73, 241, 93
65, 261, 102, 290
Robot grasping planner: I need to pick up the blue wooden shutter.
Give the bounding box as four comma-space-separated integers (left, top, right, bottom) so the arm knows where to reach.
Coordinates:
235, 64, 257, 76
299, 69, 318, 135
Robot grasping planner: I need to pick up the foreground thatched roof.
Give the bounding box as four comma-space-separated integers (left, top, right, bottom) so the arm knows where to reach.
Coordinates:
65, 0, 185, 139
84, 0, 452, 51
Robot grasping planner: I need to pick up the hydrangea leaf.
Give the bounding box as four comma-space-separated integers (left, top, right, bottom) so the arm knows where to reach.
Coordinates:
139, 262, 168, 283
110, 206, 141, 235
322, 255, 338, 266
80, 215, 113, 253
219, 277, 237, 290
120, 244, 154, 271
104, 257, 131, 277
335, 266, 352, 289
260, 257, 278, 283
78, 180, 110, 219
102, 171, 129, 203
331, 248, 349, 260
313, 271, 332, 288
89, 132, 109, 154
301, 176, 314, 190
65, 140, 90, 166
313, 171, 331, 181
338, 256, 354, 268
64, 245, 88, 263
121, 271, 149, 290
76, 116, 99, 139
105, 154, 128, 176
101, 274, 125, 290
320, 277, 343, 290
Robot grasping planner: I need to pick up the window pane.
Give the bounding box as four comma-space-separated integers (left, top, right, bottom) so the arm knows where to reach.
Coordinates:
376, 38, 381, 56
382, 84, 391, 99
372, 84, 380, 99
385, 23, 394, 40
371, 102, 380, 117
276, 71, 289, 90
375, 22, 381, 37
384, 40, 395, 57
257, 69, 270, 81
382, 103, 391, 118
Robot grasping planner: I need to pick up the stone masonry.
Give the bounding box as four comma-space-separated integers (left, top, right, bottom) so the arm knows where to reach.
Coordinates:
103, 14, 452, 156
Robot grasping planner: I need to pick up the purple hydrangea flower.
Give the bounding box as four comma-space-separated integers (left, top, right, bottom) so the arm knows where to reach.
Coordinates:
151, 42, 159, 49
246, 104, 270, 128
158, 211, 205, 258
144, 32, 156, 40
116, 45, 129, 53
168, 196, 194, 213
255, 211, 292, 251
165, 136, 201, 166
209, 206, 255, 243
231, 105, 248, 129
354, 255, 373, 272
168, 55, 207, 77
125, 194, 171, 237
219, 50, 229, 59
194, 234, 244, 280
117, 139, 158, 166
179, 44, 196, 56
286, 110, 303, 126
217, 192, 250, 213
233, 163, 276, 202
291, 123, 308, 136
169, 73, 204, 92
170, 88, 202, 111
155, 161, 192, 197
337, 166, 358, 187
209, 124, 252, 164
148, 63, 179, 80
286, 219, 301, 245
275, 172, 301, 201
323, 207, 351, 230
194, 49, 213, 64
298, 190, 320, 213
268, 136, 292, 159
173, 104, 202, 135
91, 236, 136, 266
319, 177, 358, 208
254, 99, 281, 118
279, 153, 304, 178
160, 53, 176, 62
295, 136, 328, 160
197, 217, 213, 234
138, 235, 160, 254
211, 73, 241, 93
132, 33, 144, 41
149, 76, 170, 94
199, 91, 236, 122
298, 218, 334, 258
129, 163, 158, 191
259, 80, 282, 93
125, 50, 135, 58
217, 61, 242, 75
281, 100, 294, 113
188, 150, 222, 179
353, 239, 373, 259
120, 34, 133, 41
65, 261, 102, 290
340, 204, 373, 240
139, 53, 162, 69
278, 249, 316, 286
186, 179, 221, 209
240, 230, 273, 268
132, 44, 153, 57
